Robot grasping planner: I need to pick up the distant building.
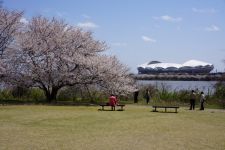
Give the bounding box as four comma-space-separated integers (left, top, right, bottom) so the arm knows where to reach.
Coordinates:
137, 60, 214, 74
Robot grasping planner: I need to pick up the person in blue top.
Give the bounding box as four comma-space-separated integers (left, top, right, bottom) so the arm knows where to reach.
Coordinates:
189, 90, 196, 110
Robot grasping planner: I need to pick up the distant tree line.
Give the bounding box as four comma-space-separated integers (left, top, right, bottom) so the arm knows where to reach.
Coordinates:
133, 73, 225, 81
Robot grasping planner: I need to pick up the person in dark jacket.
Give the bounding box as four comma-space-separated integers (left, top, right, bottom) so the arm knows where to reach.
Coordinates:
134, 90, 139, 103
145, 89, 150, 104
189, 90, 196, 110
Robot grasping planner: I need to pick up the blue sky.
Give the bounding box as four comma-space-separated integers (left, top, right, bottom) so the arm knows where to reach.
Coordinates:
4, 0, 225, 73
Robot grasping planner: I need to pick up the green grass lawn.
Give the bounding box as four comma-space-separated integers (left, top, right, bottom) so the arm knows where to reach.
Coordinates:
0, 105, 225, 150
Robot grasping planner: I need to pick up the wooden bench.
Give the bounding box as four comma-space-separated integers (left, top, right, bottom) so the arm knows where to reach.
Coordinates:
99, 104, 125, 111
152, 105, 179, 113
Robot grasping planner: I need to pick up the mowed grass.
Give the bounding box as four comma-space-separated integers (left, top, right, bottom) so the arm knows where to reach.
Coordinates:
0, 105, 225, 150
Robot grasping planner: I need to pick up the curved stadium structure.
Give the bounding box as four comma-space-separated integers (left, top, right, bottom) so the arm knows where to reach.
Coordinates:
137, 60, 214, 74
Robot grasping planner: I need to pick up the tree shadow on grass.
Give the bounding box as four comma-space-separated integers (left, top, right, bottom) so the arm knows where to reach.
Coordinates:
0, 100, 100, 106
98, 109, 124, 111
151, 110, 178, 113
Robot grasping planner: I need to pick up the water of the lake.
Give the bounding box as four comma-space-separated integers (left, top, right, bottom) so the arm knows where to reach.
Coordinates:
137, 80, 218, 94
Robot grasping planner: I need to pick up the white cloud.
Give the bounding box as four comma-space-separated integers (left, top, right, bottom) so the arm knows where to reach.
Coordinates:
111, 42, 127, 47
77, 21, 99, 29
20, 17, 29, 24
192, 8, 217, 14
153, 15, 182, 22
142, 36, 156, 43
205, 25, 220, 32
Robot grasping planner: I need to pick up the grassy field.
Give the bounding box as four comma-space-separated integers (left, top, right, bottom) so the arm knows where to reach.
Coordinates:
0, 105, 225, 150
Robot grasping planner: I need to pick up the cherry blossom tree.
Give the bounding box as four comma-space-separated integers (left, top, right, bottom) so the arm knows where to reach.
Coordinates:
5, 16, 135, 102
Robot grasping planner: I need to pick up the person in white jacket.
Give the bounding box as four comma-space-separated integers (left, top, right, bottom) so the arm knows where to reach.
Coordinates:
200, 92, 205, 110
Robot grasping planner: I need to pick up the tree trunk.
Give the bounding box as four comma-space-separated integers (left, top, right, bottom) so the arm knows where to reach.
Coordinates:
43, 87, 60, 103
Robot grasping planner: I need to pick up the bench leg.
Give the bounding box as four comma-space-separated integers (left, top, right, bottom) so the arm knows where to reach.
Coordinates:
165, 108, 167, 112
154, 107, 157, 112
175, 108, 177, 113
102, 106, 104, 110
121, 106, 124, 111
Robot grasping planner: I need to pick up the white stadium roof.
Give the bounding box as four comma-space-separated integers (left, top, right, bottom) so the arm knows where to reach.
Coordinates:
137, 59, 214, 74
138, 60, 213, 69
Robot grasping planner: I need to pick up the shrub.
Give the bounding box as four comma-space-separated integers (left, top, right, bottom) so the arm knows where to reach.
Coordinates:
213, 82, 225, 108
0, 89, 14, 100
11, 86, 29, 98
28, 88, 45, 102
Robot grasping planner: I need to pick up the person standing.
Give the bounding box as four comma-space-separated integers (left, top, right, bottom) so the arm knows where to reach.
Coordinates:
189, 90, 196, 110
134, 89, 139, 103
145, 89, 150, 104
109, 94, 117, 111
200, 91, 205, 110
